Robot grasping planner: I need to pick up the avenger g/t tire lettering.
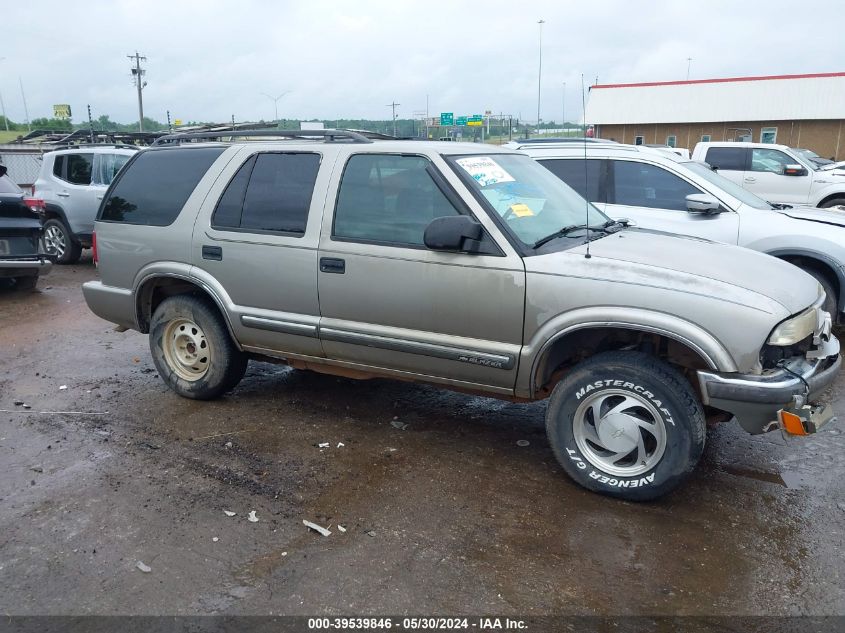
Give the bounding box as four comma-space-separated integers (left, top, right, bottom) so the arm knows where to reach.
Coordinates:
546, 351, 705, 501
149, 295, 248, 400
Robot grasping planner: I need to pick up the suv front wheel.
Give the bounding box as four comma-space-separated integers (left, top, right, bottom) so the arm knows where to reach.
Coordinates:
149, 295, 248, 399
44, 218, 82, 264
545, 351, 706, 501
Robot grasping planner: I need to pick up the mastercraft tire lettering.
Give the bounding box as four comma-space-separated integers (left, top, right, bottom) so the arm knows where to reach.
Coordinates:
546, 351, 706, 501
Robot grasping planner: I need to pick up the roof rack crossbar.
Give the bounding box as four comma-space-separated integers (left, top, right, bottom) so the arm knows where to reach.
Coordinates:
152, 128, 373, 146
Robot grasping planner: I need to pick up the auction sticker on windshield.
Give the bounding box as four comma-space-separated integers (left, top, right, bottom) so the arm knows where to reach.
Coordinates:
455, 156, 515, 187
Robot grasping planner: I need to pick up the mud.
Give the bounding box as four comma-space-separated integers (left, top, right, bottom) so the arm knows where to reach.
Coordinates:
1, 260, 843, 615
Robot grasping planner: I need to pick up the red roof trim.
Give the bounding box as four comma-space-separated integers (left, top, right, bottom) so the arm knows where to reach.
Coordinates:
592, 72, 845, 90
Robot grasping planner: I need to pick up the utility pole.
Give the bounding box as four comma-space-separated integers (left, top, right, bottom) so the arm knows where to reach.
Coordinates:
0, 57, 7, 131
128, 51, 147, 132
562, 82, 566, 134
19, 77, 30, 131
686, 57, 693, 80
536, 18, 545, 136
87, 104, 94, 143
386, 101, 400, 137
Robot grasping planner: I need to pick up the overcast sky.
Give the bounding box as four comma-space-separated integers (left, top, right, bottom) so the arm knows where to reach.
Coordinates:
3, 0, 844, 125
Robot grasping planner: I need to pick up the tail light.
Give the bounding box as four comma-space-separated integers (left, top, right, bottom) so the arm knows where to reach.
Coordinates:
92, 230, 98, 266
23, 196, 46, 216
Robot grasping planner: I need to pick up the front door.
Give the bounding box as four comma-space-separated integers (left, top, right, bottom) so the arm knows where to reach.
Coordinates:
603, 159, 740, 244
744, 147, 813, 205
317, 152, 525, 393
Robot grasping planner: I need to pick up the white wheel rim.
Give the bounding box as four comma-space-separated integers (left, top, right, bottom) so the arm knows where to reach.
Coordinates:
44, 225, 66, 258
572, 389, 667, 477
162, 318, 210, 381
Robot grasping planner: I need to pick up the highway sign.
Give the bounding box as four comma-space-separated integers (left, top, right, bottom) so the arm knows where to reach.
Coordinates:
456, 116, 467, 126
440, 112, 454, 126
53, 104, 72, 119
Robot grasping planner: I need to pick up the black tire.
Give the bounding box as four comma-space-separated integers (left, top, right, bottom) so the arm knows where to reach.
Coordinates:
801, 267, 837, 317
44, 218, 82, 265
149, 295, 248, 400
819, 197, 845, 211
14, 275, 38, 291
545, 351, 705, 501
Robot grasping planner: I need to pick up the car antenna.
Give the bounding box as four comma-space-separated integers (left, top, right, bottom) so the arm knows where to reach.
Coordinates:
582, 74, 591, 259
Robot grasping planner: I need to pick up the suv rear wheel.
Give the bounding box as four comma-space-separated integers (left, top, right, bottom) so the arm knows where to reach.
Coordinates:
545, 351, 706, 501
44, 218, 82, 264
149, 295, 248, 399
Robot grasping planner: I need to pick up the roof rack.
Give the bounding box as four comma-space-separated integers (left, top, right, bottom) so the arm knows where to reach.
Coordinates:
152, 128, 373, 146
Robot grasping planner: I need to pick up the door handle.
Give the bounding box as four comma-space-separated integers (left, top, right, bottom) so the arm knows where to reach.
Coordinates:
744, 177, 756, 183
57, 192, 70, 197
96, 195, 104, 200
320, 257, 345, 274
202, 245, 223, 261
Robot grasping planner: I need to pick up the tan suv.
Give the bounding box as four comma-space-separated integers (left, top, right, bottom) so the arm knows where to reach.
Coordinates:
83, 130, 840, 500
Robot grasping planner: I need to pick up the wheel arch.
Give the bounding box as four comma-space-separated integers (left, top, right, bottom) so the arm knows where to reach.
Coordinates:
527, 322, 728, 400
816, 192, 845, 208
135, 273, 241, 349
766, 247, 843, 310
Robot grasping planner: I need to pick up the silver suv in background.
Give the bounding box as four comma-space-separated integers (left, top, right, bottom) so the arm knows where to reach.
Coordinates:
511, 140, 845, 321
34, 146, 137, 263
83, 130, 839, 501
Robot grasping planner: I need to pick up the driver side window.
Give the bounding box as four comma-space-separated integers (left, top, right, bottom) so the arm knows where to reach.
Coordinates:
610, 160, 701, 211
750, 148, 794, 174
333, 154, 461, 247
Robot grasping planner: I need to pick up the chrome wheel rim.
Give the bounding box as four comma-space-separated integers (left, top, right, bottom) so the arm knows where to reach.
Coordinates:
162, 318, 210, 381
572, 389, 667, 477
44, 224, 66, 258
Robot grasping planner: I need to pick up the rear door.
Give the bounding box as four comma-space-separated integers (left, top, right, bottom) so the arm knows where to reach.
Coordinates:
316, 151, 525, 393
745, 147, 813, 205
604, 159, 739, 244
191, 148, 328, 358
702, 146, 747, 188
58, 153, 100, 237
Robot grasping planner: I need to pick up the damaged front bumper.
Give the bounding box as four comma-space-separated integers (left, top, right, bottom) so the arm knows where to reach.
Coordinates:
697, 335, 840, 435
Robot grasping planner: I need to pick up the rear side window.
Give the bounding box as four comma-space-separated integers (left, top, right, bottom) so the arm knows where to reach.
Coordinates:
101, 147, 224, 225
211, 153, 320, 234
704, 147, 746, 171
66, 153, 94, 185
539, 158, 602, 201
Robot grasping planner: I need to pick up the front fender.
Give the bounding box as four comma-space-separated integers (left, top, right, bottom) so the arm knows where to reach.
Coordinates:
517, 306, 737, 398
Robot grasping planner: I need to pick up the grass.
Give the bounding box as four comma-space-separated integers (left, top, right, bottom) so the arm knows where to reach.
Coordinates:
0, 130, 23, 143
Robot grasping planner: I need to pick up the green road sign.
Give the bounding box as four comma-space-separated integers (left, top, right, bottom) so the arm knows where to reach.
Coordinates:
440, 112, 454, 126
456, 116, 467, 126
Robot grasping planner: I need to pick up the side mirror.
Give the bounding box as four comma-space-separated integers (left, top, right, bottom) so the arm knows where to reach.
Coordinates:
424, 215, 484, 252
686, 193, 721, 214
783, 164, 808, 177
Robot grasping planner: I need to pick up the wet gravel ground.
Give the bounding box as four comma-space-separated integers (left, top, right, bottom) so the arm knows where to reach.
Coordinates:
0, 260, 843, 616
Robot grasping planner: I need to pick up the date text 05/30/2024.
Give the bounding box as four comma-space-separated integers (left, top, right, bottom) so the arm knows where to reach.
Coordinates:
307, 617, 528, 630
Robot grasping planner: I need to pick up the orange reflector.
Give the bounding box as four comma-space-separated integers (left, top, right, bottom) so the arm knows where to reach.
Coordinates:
779, 410, 808, 436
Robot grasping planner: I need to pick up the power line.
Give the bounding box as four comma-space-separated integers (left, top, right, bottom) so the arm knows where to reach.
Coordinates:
128, 52, 147, 132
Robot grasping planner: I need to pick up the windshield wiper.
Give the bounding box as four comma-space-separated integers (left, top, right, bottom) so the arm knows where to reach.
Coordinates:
532, 223, 610, 249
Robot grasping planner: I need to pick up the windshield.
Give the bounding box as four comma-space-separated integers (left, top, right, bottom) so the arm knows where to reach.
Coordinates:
448, 153, 608, 247
682, 161, 773, 210
793, 148, 819, 160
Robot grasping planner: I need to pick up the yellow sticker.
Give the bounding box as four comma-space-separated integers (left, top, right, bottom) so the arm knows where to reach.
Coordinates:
510, 203, 535, 217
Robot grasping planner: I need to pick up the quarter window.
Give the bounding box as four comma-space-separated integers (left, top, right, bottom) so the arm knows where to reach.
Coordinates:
333, 154, 460, 246
95, 153, 132, 186
101, 147, 225, 226
610, 160, 701, 211
52, 155, 65, 179
539, 158, 602, 201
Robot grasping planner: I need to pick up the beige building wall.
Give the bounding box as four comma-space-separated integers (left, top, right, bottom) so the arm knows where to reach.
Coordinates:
597, 120, 845, 160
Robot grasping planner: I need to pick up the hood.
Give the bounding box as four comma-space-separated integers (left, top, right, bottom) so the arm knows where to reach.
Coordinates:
528, 229, 820, 316
777, 205, 845, 227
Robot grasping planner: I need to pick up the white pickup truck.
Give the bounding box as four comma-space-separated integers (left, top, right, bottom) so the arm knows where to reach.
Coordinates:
691, 141, 845, 209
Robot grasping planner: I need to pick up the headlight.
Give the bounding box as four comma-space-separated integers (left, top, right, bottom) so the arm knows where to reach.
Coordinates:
768, 306, 818, 346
